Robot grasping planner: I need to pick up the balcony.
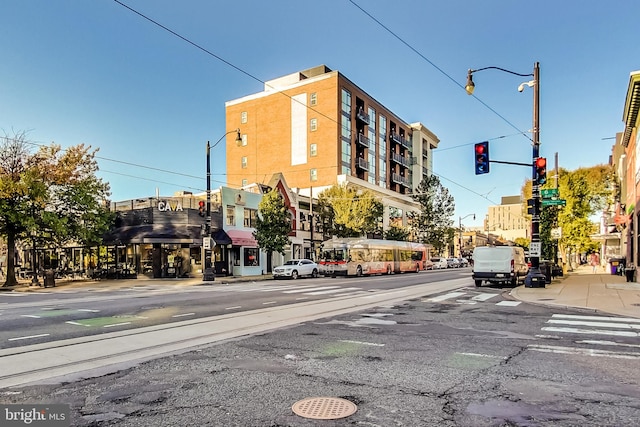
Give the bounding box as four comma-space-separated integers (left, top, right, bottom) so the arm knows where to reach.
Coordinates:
357, 133, 370, 148
356, 107, 370, 125
390, 132, 411, 149
391, 152, 410, 167
392, 173, 411, 187
357, 157, 369, 171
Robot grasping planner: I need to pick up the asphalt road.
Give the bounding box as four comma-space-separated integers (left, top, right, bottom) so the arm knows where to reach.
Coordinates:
1, 270, 639, 426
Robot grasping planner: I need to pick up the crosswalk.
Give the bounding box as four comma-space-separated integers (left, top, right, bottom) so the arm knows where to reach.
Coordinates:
531, 313, 640, 359
423, 290, 515, 307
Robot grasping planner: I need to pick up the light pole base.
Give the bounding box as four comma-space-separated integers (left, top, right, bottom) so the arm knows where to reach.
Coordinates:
524, 267, 546, 288
203, 268, 215, 282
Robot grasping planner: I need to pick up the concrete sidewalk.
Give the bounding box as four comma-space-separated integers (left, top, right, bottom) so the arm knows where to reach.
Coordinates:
511, 264, 640, 319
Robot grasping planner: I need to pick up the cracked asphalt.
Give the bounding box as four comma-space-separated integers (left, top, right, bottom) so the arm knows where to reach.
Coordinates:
2, 294, 639, 426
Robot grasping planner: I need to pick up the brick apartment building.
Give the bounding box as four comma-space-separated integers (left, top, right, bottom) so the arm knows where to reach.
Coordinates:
224, 65, 440, 230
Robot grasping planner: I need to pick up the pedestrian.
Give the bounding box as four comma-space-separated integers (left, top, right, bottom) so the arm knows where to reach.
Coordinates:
590, 252, 600, 273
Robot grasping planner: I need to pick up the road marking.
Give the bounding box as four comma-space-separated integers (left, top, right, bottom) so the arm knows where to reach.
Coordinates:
66, 321, 89, 326
20, 314, 41, 318
172, 313, 196, 318
295, 297, 308, 301
547, 319, 640, 330
339, 339, 385, 347
471, 293, 499, 302
551, 313, 640, 323
77, 309, 100, 312
262, 301, 277, 305
541, 326, 638, 338
528, 344, 640, 360
457, 352, 506, 359
426, 292, 466, 302
305, 287, 361, 295
496, 301, 521, 306
576, 340, 640, 349
282, 286, 340, 294
104, 322, 131, 328
457, 300, 477, 305
8, 333, 50, 341
332, 291, 367, 297
0, 293, 26, 297
225, 306, 242, 310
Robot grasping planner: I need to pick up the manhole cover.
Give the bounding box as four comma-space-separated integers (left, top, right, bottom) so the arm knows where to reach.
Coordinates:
292, 397, 357, 420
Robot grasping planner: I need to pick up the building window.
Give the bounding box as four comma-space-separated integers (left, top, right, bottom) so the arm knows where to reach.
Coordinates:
241, 111, 247, 124
244, 208, 257, 227
310, 118, 317, 131
241, 156, 247, 169
226, 205, 235, 226
244, 248, 259, 266
241, 134, 247, 146
310, 92, 317, 106
310, 143, 317, 157
241, 179, 248, 187
310, 168, 318, 181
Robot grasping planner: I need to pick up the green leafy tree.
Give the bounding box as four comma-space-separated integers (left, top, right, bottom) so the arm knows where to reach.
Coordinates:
383, 225, 410, 241
253, 189, 291, 272
411, 175, 455, 254
0, 132, 113, 287
317, 184, 383, 238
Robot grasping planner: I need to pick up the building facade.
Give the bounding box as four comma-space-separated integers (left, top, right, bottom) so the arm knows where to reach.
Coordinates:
224, 65, 439, 230
485, 195, 529, 242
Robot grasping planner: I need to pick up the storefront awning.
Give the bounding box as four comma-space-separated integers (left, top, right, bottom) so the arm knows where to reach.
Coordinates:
103, 224, 203, 244
212, 229, 232, 245
227, 229, 257, 247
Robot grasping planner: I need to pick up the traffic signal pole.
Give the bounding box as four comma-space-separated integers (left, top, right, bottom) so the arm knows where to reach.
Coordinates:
524, 62, 546, 287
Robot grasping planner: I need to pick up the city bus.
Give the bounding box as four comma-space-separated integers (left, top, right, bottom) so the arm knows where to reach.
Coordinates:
318, 238, 429, 277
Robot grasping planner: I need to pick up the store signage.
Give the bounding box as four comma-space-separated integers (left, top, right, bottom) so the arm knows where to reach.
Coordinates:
157, 200, 184, 212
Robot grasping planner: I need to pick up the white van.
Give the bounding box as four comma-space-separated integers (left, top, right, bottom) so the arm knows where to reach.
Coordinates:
472, 246, 528, 287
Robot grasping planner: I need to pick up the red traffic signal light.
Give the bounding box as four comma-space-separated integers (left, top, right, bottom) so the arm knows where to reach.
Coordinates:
535, 157, 547, 185
198, 200, 205, 217
474, 141, 489, 175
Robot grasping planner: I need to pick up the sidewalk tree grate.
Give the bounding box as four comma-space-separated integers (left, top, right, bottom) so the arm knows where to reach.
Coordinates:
292, 397, 357, 420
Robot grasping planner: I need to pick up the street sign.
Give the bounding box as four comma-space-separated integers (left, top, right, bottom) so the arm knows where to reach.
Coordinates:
541, 199, 566, 206
529, 242, 541, 257
203, 237, 215, 250
541, 188, 559, 198
550, 227, 562, 239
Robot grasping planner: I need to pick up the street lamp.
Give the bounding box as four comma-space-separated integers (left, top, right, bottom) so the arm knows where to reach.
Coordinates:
203, 129, 242, 281
459, 213, 475, 258
466, 62, 545, 287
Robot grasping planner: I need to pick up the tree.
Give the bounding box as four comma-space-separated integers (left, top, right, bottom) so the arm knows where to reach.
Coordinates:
411, 175, 455, 254
383, 225, 410, 241
317, 184, 383, 238
253, 189, 291, 272
0, 132, 113, 287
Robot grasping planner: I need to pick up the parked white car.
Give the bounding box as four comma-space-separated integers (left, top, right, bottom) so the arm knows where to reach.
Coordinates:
273, 259, 319, 279
431, 257, 448, 269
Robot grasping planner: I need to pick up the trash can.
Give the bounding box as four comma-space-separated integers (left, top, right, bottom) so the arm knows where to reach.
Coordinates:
609, 257, 625, 275
625, 264, 636, 282
44, 269, 56, 288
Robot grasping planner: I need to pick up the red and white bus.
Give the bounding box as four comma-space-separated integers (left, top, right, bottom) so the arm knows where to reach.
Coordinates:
318, 238, 429, 277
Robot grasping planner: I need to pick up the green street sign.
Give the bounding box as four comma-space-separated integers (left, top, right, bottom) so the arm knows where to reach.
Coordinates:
542, 199, 566, 206
541, 188, 559, 198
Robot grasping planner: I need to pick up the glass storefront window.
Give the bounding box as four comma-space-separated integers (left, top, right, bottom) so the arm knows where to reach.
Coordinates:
244, 248, 259, 266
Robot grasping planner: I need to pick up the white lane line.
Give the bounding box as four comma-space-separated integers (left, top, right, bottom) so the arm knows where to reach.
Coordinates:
66, 321, 89, 326
576, 340, 640, 349
262, 301, 277, 305
541, 326, 638, 338
295, 297, 309, 301
305, 287, 361, 295
282, 286, 340, 294
339, 339, 385, 347
528, 344, 640, 360
225, 306, 242, 310
496, 301, 521, 306
172, 313, 196, 318
552, 313, 640, 323
77, 309, 100, 312
427, 292, 466, 302
471, 293, 499, 302
331, 291, 368, 298
104, 322, 131, 328
457, 352, 506, 359
0, 294, 27, 297
20, 315, 41, 318
547, 319, 640, 330
8, 333, 50, 341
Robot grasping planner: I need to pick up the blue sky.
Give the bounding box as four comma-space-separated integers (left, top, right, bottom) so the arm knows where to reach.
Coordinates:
1, 0, 638, 228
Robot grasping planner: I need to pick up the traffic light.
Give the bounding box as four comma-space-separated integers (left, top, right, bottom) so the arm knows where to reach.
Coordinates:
474, 141, 489, 175
198, 200, 205, 217
535, 157, 547, 185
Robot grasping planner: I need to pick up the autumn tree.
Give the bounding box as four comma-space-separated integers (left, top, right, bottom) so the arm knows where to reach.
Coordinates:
317, 184, 383, 238
253, 189, 291, 272
411, 175, 455, 254
0, 132, 113, 287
